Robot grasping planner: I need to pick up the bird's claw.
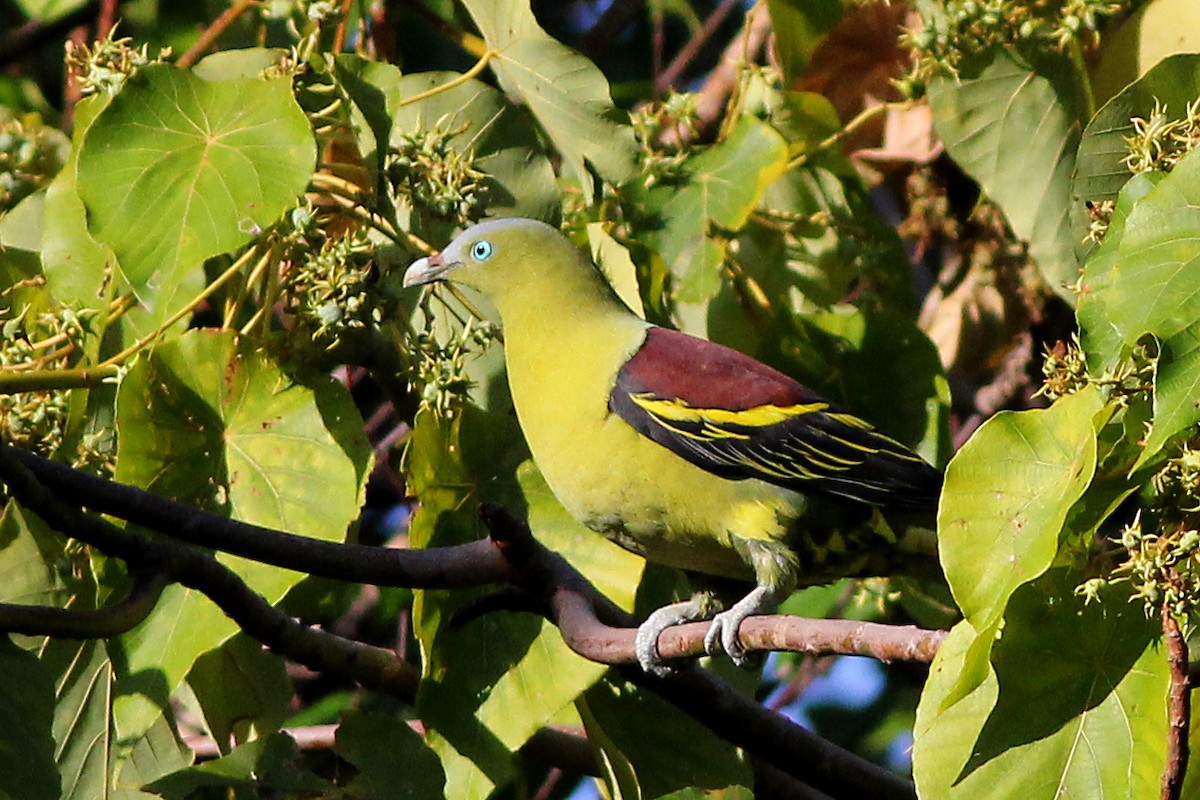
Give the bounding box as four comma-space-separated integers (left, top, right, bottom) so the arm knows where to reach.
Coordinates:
703, 609, 751, 667
634, 595, 722, 675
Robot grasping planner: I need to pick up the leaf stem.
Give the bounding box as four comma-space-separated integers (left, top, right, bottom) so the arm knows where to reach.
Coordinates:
787, 99, 918, 170
97, 243, 264, 368
398, 49, 497, 107
0, 365, 120, 393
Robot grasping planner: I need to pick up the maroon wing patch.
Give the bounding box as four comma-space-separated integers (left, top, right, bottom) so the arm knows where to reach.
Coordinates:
609, 327, 942, 509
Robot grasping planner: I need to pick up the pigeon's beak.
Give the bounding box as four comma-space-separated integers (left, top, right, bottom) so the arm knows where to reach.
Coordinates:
403, 252, 450, 287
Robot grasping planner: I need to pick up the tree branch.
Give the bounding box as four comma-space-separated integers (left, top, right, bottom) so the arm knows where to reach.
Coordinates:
2, 448, 939, 798
480, 504, 920, 800
7, 446, 514, 589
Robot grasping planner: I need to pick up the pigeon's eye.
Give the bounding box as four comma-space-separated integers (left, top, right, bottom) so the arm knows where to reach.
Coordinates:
470, 240, 494, 262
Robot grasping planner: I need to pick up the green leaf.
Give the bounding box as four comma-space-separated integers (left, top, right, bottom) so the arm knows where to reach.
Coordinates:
936, 387, 1104, 703
1091, 7, 1200, 135
41, 639, 115, 800
1074, 147, 1200, 464
1076, 170, 1164, 371
335, 710, 446, 800
913, 572, 1168, 799
644, 117, 788, 303
0, 189, 46, 251
333, 55, 404, 184
187, 634, 293, 754
40, 94, 121, 313
112, 329, 369, 743
1072, 54, 1200, 263
112, 712, 193, 799
929, 46, 1089, 298
145, 731, 330, 798
407, 408, 530, 800
939, 387, 1103, 625
0, 501, 70, 607
191, 47, 288, 81
587, 222, 645, 318
459, 0, 637, 200
0, 636, 58, 800
763, 1, 844, 86
76, 64, 315, 323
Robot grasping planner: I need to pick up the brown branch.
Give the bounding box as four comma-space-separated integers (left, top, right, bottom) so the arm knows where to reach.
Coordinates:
5, 447, 932, 797
332, 0, 355, 52
685, 2, 773, 142
97, 0, 119, 38
481, 504, 920, 800
0, 443, 419, 696
1163, 604, 1190, 800
655, 0, 743, 94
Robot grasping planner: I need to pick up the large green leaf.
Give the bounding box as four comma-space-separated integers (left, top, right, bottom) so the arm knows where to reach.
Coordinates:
929, 47, 1089, 298
39, 638, 114, 800
1090, 0, 1200, 106
913, 572, 1167, 800
642, 117, 789, 303
939, 387, 1103, 625
40, 94, 122, 313
112, 329, 369, 743
937, 387, 1104, 703
459, 0, 637, 200
76, 64, 315, 323
1076, 171, 1164, 371
1072, 54, 1200, 264
187, 634, 293, 754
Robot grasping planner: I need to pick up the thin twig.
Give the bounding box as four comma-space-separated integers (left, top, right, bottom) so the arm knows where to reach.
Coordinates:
98, 243, 265, 368
1163, 603, 1190, 800
788, 100, 918, 171
332, 0, 354, 52
482, 504, 922, 800
0, 365, 120, 394
655, 0, 743, 94
177, 0, 257, 68
398, 49, 497, 107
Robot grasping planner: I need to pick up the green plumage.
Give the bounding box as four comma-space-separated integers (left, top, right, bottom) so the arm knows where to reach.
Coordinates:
404, 218, 940, 672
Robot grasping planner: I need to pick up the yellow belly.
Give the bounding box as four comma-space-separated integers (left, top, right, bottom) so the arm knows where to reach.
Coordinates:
503, 319, 800, 581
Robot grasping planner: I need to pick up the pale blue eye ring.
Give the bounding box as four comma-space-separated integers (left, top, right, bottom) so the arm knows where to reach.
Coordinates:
470, 240, 493, 261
